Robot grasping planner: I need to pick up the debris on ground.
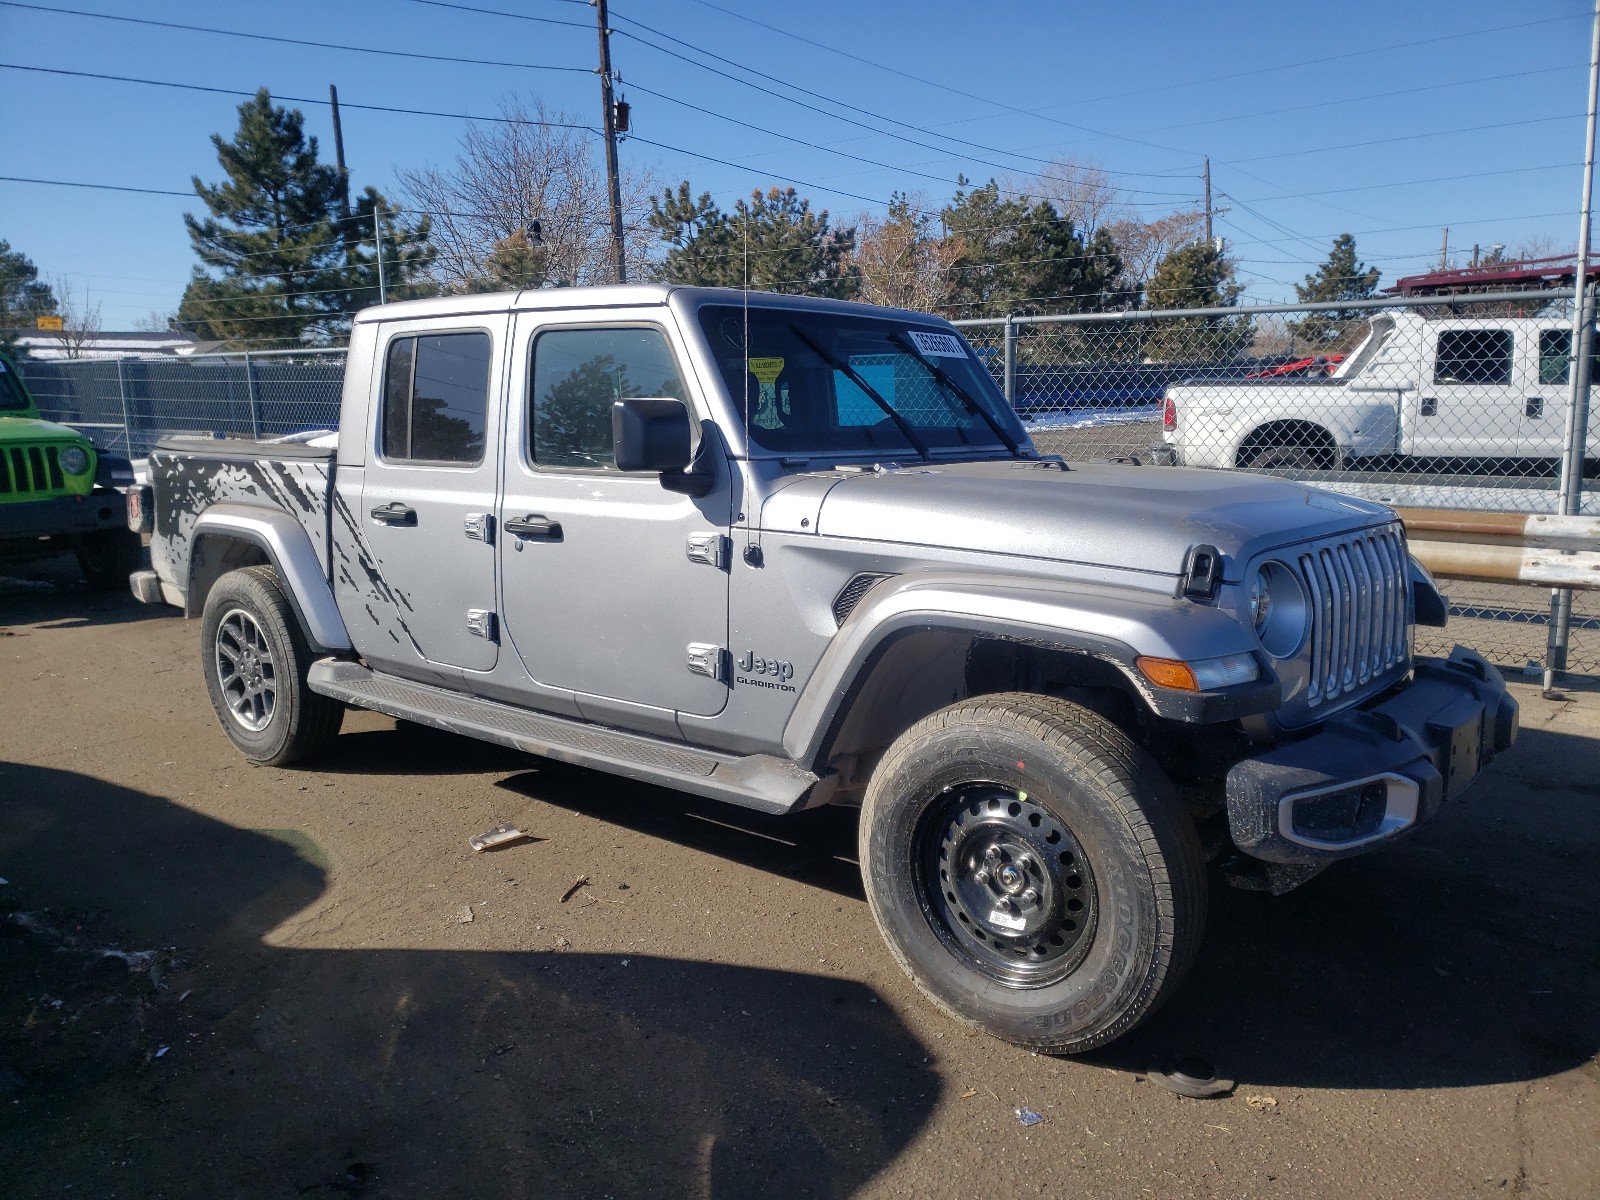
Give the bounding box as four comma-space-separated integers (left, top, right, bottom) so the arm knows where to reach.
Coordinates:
296, 1161, 371, 1195
467, 823, 532, 852
1149, 1055, 1235, 1099
959, 1088, 978, 1099
1244, 1094, 1279, 1111
554, 935, 572, 949
1015, 1107, 1045, 1127
455, 905, 474, 924
559, 875, 590, 903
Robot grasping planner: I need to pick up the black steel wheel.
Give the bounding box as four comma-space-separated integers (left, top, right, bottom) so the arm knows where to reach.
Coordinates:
920, 784, 1097, 987
860, 693, 1207, 1053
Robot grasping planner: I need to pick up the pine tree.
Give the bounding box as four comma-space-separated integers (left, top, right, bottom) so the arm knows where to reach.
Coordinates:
649, 184, 857, 297
939, 179, 1123, 319
179, 90, 431, 348
0, 239, 58, 356
1142, 241, 1251, 361
1291, 233, 1380, 351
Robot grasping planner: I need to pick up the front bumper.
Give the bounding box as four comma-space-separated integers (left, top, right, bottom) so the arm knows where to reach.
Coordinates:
0, 489, 128, 544
1225, 647, 1518, 865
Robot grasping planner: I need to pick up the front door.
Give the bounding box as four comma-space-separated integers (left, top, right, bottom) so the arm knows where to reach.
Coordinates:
361, 318, 504, 674
497, 315, 731, 718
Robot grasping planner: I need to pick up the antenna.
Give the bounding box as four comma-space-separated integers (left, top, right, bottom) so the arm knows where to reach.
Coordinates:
740, 214, 758, 561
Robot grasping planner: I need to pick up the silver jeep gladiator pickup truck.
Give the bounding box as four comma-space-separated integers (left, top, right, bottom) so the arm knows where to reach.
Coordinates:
130, 285, 1517, 1053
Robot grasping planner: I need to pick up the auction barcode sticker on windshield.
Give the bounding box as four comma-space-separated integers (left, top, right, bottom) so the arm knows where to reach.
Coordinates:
907, 330, 967, 359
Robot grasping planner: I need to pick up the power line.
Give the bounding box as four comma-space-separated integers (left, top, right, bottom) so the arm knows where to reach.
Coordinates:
405, 0, 590, 30
0, 174, 190, 197
609, 10, 1200, 179
1217, 113, 1582, 167
628, 81, 1200, 201
0, 62, 599, 131
1229, 162, 1581, 205
933, 12, 1584, 132
1139, 62, 1588, 139
667, 0, 1200, 160
0, 2, 592, 73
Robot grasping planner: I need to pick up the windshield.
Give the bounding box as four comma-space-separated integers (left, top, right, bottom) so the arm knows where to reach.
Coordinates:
0, 358, 31, 412
696, 305, 1025, 457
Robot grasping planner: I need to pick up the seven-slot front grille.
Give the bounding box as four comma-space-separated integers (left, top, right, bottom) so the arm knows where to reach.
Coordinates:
1296, 523, 1410, 708
0, 444, 66, 496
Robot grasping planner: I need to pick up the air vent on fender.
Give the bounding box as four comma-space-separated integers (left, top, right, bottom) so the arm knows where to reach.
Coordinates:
832, 573, 894, 626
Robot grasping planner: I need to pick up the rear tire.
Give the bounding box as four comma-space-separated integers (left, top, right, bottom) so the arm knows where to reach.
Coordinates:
859, 693, 1206, 1053
77, 528, 142, 591
200, 565, 342, 766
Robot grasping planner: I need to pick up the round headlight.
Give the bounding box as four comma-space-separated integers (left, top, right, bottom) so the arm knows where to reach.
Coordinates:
59, 446, 90, 475
1251, 561, 1309, 659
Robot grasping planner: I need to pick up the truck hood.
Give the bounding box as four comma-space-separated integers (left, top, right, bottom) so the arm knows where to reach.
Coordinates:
803, 459, 1394, 580
0, 415, 84, 442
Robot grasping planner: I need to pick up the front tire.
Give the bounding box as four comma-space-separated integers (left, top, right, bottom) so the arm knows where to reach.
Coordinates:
859, 693, 1206, 1053
200, 565, 342, 766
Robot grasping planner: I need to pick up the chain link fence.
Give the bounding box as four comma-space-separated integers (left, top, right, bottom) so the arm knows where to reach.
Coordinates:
957, 288, 1600, 677
20, 349, 345, 458
18, 289, 1599, 677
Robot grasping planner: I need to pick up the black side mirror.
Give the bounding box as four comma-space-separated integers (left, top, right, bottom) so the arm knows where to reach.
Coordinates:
613, 397, 691, 472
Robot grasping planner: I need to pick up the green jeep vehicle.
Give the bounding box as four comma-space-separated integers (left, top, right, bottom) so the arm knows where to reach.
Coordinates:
0, 351, 139, 589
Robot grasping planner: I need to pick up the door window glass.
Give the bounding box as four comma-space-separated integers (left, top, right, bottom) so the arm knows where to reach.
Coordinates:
380, 332, 491, 464
529, 327, 687, 469
1433, 329, 1512, 385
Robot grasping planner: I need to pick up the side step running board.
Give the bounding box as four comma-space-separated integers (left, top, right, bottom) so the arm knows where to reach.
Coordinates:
307, 660, 820, 815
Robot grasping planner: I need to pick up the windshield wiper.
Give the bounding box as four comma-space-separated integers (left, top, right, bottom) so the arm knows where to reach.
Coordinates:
787, 324, 931, 461
889, 332, 1026, 457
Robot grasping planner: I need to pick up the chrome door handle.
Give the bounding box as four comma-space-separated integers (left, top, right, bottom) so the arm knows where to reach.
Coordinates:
503, 514, 562, 540
370, 502, 417, 526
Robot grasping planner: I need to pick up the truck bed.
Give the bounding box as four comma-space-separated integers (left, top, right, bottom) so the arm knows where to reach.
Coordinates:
147, 436, 336, 610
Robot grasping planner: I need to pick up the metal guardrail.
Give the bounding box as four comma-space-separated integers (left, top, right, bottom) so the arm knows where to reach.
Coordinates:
1398, 508, 1600, 589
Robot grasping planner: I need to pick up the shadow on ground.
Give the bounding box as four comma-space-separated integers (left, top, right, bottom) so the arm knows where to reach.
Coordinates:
1094, 719, 1600, 1090
0, 551, 164, 630
500, 728, 1598, 1094
0, 763, 934, 1199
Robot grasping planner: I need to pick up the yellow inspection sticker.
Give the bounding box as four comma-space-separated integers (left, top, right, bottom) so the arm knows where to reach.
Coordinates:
747, 356, 785, 386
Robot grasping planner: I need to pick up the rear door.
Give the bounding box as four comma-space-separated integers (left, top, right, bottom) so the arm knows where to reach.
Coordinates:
1534, 325, 1600, 459
360, 316, 506, 674
496, 314, 732, 720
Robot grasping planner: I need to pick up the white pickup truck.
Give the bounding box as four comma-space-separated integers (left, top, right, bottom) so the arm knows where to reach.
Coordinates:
1157, 311, 1593, 471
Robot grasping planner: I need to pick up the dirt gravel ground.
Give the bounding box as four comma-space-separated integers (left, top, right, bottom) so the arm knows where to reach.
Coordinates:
1, 555, 1597, 1200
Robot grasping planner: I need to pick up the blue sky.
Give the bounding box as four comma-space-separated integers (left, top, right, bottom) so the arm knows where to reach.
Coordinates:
2, 0, 1594, 328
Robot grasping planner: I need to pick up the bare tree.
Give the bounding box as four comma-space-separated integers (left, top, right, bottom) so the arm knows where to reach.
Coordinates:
50, 276, 103, 359
399, 98, 655, 291
1106, 209, 1208, 293
850, 193, 957, 312
1018, 160, 1121, 237
133, 310, 177, 332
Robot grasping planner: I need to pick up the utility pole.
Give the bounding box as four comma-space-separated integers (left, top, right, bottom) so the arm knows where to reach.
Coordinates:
1439, 227, 1450, 270
329, 84, 352, 223
593, 0, 628, 284
1203, 158, 1212, 245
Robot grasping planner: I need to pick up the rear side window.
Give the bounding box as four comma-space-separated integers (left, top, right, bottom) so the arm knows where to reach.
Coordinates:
1433, 329, 1512, 385
528, 327, 686, 470
1538, 328, 1600, 385
381, 332, 491, 464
